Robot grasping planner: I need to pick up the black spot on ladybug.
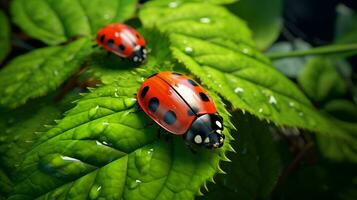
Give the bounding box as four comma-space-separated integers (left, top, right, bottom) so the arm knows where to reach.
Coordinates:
136, 34, 140, 39
188, 106, 199, 116
141, 86, 149, 98
199, 92, 209, 102
164, 110, 176, 125
172, 72, 182, 76
188, 79, 198, 86
100, 35, 105, 43
148, 73, 158, 78
118, 44, 125, 51
149, 97, 159, 112
107, 39, 115, 48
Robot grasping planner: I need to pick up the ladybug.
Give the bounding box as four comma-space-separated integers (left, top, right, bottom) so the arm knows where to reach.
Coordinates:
137, 72, 225, 149
96, 23, 147, 63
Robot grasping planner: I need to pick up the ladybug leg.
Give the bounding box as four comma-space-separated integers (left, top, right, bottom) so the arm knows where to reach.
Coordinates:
144, 121, 155, 128
129, 103, 141, 114
185, 142, 197, 154
157, 128, 162, 139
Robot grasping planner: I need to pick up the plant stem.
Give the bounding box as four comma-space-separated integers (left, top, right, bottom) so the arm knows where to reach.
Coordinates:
267, 43, 357, 60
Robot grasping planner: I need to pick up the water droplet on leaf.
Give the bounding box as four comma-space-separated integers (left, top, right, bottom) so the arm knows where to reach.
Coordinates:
184, 47, 193, 53
199, 17, 211, 24
168, 1, 178, 8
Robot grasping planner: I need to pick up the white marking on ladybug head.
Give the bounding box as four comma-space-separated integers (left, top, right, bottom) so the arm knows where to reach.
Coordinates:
133, 56, 139, 62
134, 45, 141, 51
204, 137, 210, 143
216, 129, 222, 134
143, 48, 147, 54
216, 121, 222, 128
194, 135, 202, 144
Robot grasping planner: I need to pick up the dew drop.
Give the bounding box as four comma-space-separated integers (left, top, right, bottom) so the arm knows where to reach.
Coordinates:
129, 179, 142, 189
242, 48, 250, 54
104, 14, 111, 19
148, 148, 154, 154
61, 156, 79, 162
199, 17, 211, 24
89, 184, 102, 200
289, 102, 295, 107
88, 105, 100, 119
234, 87, 244, 94
168, 1, 178, 8
299, 112, 304, 117
114, 92, 119, 97
268, 95, 277, 105
184, 46, 193, 53
258, 108, 263, 113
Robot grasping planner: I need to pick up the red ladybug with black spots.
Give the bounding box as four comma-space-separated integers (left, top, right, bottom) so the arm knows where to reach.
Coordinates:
137, 72, 225, 149
96, 23, 147, 63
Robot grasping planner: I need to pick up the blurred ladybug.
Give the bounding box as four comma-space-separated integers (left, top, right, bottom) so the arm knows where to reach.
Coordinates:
137, 72, 225, 149
96, 23, 147, 63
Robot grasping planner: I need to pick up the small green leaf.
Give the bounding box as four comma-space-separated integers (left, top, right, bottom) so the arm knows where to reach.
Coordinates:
0, 10, 11, 64
0, 38, 92, 108
228, 0, 283, 50
298, 57, 347, 102
316, 115, 357, 163
88, 28, 173, 84
323, 100, 357, 123
199, 112, 281, 200
11, 0, 137, 45
9, 70, 234, 200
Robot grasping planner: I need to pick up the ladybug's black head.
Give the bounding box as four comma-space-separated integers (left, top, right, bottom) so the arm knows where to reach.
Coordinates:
185, 114, 225, 149
131, 45, 147, 63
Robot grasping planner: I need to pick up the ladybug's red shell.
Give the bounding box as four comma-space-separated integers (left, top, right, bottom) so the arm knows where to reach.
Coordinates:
137, 72, 217, 135
96, 23, 146, 62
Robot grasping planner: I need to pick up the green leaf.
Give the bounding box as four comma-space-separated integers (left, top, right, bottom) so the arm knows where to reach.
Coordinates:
0, 10, 11, 64
323, 100, 357, 123
298, 57, 347, 102
0, 38, 92, 108
316, 116, 357, 163
228, 0, 283, 50
9, 70, 234, 200
88, 28, 173, 84
198, 112, 281, 200
11, 0, 137, 45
